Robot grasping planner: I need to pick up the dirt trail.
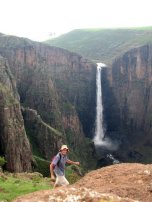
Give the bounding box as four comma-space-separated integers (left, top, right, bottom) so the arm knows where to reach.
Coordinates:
13, 163, 152, 202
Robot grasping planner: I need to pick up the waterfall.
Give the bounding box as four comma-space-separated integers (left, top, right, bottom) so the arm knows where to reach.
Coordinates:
93, 63, 120, 164
93, 63, 106, 145
93, 63, 119, 151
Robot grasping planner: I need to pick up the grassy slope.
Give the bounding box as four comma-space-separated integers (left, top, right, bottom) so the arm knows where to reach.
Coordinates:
0, 158, 82, 201
45, 27, 152, 65
0, 173, 51, 201
0, 168, 81, 201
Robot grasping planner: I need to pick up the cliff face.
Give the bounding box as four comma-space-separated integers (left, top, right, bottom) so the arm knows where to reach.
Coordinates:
102, 44, 152, 162
0, 38, 96, 138
22, 107, 63, 160
0, 55, 32, 172
0, 35, 96, 169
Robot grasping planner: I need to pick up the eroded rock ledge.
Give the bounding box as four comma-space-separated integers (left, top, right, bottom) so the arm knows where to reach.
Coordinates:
13, 163, 152, 202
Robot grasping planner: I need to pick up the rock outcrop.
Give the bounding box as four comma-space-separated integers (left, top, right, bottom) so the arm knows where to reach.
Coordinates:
12, 188, 136, 202
0, 55, 32, 172
13, 163, 152, 201
0, 34, 97, 169
102, 44, 152, 162
75, 163, 152, 201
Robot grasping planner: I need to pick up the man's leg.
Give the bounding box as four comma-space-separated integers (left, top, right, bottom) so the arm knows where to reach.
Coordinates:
54, 176, 59, 188
54, 175, 69, 188
60, 176, 69, 186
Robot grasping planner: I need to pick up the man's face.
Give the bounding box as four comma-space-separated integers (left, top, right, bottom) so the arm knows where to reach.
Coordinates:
61, 149, 68, 155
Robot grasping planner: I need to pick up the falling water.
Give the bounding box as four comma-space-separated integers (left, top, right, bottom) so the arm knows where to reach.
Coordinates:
93, 63, 119, 150
93, 63, 106, 145
93, 63, 120, 164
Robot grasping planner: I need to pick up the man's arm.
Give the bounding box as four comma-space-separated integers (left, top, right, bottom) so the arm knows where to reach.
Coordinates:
50, 155, 60, 181
50, 163, 55, 181
66, 159, 80, 165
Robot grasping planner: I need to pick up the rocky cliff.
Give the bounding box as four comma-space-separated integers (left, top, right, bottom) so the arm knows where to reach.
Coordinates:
102, 44, 152, 162
22, 107, 63, 159
0, 55, 32, 172
0, 34, 97, 170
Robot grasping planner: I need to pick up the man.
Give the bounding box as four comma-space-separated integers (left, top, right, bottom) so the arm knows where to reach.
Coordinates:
50, 145, 80, 187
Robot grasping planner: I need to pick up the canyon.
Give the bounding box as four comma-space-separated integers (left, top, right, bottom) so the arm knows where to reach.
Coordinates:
0, 34, 96, 172
0, 32, 152, 173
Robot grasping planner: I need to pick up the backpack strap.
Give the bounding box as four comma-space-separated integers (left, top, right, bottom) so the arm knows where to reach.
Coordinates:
57, 153, 61, 166
51, 153, 62, 170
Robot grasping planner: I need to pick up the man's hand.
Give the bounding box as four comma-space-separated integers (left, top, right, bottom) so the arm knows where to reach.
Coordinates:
51, 175, 55, 182
66, 159, 80, 166
75, 162, 80, 166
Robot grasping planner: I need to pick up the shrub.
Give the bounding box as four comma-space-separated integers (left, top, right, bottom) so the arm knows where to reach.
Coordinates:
33, 156, 50, 177
66, 165, 83, 184
0, 156, 6, 167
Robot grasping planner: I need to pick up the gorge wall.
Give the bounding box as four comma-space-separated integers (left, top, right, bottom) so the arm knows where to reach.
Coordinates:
0, 34, 97, 171
0, 55, 32, 172
102, 44, 152, 163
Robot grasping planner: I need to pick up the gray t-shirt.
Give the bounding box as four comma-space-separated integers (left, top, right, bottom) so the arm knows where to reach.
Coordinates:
52, 153, 69, 176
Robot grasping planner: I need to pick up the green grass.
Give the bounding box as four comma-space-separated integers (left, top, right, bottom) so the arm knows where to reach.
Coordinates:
45, 27, 152, 65
0, 163, 83, 201
0, 173, 51, 202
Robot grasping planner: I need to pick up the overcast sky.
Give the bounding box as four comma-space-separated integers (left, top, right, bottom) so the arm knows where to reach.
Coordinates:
0, 0, 152, 41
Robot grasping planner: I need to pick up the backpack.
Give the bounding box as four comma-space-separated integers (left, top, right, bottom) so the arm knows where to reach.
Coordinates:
51, 153, 61, 169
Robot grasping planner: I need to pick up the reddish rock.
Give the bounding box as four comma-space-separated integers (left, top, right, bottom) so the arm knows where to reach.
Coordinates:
13, 163, 152, 201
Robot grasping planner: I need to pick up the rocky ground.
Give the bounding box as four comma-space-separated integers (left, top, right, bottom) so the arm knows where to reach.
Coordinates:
12, 163, 152, 202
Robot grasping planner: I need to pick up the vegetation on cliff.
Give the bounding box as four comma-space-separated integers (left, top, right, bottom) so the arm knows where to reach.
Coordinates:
45, 27, 152, 65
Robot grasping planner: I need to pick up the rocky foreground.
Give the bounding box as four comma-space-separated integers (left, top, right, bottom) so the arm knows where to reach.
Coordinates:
13, 163, 152, 202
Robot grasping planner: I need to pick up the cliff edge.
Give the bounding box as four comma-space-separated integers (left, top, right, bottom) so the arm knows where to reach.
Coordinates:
13, 163, 152, 202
